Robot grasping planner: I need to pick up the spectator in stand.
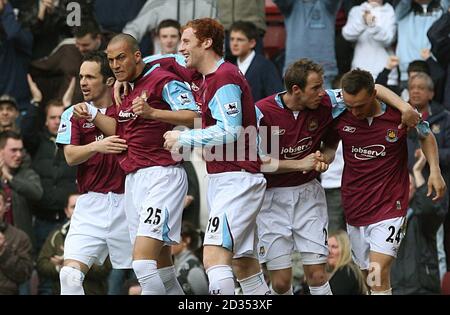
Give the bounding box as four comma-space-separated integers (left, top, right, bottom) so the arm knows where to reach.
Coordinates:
122, 0, 217, 55
0, 0, 33, 113
395, 0, 449, 88
0, 131, 43, 249
30, 18, 111, 109
427, 7, 450, 108
93, 0, 146, 34
229, 21, 283, 102
0, 189, 33, 295
172, 221, 209, 295
274, 0, 343, 88
36, 193, 112, 295
391, 153, 448, 294
217, 0, 266, 61
0, 95, 20, 133
342, 1, 397, 83
155, 19, 181, 56
26, 0, 93, 60
20, 95, 77, 254
327, 230, 367, 295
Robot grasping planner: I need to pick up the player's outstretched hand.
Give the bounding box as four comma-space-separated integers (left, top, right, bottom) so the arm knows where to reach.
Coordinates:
427, 170, 447, 202
94, 135, 128, 154
72, 102, 92, 120
399, 106, 421, 129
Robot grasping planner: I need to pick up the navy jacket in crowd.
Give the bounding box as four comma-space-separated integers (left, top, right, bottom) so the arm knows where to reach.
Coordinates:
244, 54, 283, 102
0, 2, 32, 111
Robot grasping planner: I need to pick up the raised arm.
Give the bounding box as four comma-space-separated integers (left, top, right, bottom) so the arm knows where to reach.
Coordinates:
375, 84, 420, 128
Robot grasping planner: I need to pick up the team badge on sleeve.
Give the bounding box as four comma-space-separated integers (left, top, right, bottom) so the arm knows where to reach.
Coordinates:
385, 129, 398, 143
177, 92, 192, 105
333, 89, 344, 102
224, 102, 240, 117
58, 122, 68, 134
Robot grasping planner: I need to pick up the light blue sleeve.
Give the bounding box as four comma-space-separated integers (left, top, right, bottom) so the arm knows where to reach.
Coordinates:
416, 120, 431, 139
325, 89, 347, 119
255, 106, 267, 158
143, 53, 186, 67
178, 84, 243, 147
56, 107, 74, 145
162, 80, 198, 112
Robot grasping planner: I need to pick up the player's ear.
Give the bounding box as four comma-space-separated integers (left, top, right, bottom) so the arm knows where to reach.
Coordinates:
292, 85, 302, 95
372, 88, 377, 98
203, 38, 213, 50
106, 77, 115, 87
134, 50, 142, 63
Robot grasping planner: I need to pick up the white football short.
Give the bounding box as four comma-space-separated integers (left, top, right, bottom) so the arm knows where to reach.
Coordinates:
347, 216, 406, 270
203, 171, 266, 258
257, 179, 329, 269
124, 165, 187, 245
64, 192, 133, 269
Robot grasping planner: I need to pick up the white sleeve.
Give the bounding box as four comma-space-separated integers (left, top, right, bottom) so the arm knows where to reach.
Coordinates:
367, 5, 397, 46
122, 0, 161, 42
342, 6, 367, 42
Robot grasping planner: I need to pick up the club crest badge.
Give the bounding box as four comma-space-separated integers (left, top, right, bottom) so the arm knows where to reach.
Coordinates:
308, 118, 319, 131
386, 129, 398, 143
259, 246, 265, 257
431, 124, 441, 134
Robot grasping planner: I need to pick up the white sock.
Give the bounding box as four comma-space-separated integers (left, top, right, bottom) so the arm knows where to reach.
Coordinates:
158, 266, 184, 295
59, 266, 85, 295
371, 288, 392, 295
132, 260, 166, 295
206, 265, 235, 295
238, 271, 271, 295
309, 281, 333, 295
270, 284, 293, 295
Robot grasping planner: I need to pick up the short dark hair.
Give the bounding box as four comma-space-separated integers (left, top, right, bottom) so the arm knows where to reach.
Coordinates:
82, 50, 114, 82
44, 100, 64, 116
108, 33, 140, 54
0, 131, 22, 149
407, 60, 430, 75
341, 68, 375, 96
157, 19, 181, 36
284, 59, 324, 93
230, 21, 259, 41
73, 19, 101, 38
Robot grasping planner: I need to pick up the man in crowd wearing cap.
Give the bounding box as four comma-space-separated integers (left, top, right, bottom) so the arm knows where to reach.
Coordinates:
0, 95, 20, 133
